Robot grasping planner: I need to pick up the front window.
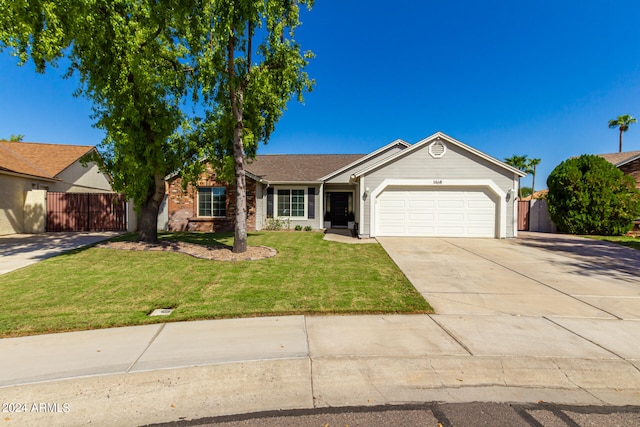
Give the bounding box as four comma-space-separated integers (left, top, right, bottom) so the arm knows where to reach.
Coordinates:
198, 187, 226, 217
277, 189, 305, 217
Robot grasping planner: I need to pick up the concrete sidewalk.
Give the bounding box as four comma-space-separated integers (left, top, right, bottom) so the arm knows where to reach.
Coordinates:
1, 314, 639, 426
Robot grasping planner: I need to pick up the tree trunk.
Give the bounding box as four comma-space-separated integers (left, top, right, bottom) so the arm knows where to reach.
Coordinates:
137, 172, 165, 243
231, 85, 247, 253
232, 123, 248, 253
227, 32, 248, 253
619, 129, 623, 152
531, 165, 536, 195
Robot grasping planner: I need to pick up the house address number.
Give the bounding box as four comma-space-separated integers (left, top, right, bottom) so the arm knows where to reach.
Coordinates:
433, 179, 443, 184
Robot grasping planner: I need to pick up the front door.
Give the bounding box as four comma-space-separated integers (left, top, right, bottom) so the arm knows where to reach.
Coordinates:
330, 193, 349, 227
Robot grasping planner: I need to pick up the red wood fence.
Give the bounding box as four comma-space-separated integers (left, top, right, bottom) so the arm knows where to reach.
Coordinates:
517, 200, 530, 231
46, 192, 127, 232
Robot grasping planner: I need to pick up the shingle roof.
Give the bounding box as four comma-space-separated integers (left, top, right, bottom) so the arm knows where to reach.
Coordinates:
597, 150, 640, 166
246, 154, 365, 182
0, 141, 95, 179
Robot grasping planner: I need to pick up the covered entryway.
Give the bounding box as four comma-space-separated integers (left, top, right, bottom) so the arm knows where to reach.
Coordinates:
376, 187, 497, 237
46, 192, 127, 232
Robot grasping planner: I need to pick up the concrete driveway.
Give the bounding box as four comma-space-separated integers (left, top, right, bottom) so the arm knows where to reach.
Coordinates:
378, 232, 640, 320
0, 232, 122, 275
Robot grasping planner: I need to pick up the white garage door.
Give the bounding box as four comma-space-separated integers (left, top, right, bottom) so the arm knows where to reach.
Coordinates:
376, 187, 497, 237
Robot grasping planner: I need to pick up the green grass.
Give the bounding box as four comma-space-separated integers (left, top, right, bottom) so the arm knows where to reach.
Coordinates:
585, 235, 640, 251
0, 231, 432, 337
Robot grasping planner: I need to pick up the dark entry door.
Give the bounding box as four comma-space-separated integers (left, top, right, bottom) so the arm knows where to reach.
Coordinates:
330, 193, 349, 226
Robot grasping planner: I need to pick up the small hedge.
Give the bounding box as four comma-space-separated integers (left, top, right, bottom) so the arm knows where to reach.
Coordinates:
546, 155, 640, 235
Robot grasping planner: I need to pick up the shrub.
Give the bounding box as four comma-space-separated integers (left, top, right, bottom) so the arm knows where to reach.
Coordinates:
546, 155, 640, 235
304, 226, 312, 231
294, 225, 302, 231
263, 218, 291, 231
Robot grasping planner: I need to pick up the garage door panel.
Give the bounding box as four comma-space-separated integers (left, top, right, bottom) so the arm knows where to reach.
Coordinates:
377, 187, 496, 237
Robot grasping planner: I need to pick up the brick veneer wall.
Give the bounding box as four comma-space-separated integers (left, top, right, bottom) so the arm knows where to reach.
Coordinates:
167, 165, 256, 232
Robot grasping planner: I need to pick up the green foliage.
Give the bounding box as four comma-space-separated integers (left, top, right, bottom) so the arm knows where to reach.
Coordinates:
520, 187, 533, 197
304, 225, 312, 231
546, 155, 640, 235
1, 134, 25, 141
294, 225, 302, 231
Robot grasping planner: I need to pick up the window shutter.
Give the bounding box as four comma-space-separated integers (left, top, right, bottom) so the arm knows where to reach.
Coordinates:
308, 187, 315, 219
267, 187, 274, 218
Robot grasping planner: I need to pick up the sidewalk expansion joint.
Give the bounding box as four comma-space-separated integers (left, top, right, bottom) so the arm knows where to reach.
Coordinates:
303, 316, 317, 408
428, 314, 474, 356
126, 323, 166, 373
544, 316, 640, 374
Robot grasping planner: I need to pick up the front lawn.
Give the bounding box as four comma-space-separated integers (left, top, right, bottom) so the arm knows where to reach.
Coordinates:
0, 231, 432, 337
585, 235, 640, 251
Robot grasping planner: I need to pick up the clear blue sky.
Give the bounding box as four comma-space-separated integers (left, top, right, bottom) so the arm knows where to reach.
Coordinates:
2, 0, 640, 190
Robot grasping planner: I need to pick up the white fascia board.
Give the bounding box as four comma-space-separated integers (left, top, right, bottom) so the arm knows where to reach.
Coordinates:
355, 132, 527, 178
268, 181, 322, 185
318, 139, 411, 181
615, 153, 640, 167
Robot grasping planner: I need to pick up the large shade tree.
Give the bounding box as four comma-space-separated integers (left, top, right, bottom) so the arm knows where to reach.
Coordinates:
185, 0, 314, 253
608, 114, 637, 153
0, 0, 198, 243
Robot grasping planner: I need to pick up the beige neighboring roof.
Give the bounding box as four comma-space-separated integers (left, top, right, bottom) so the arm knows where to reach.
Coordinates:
246, 154, 365, 182
0, 141, 95, 179
597, 150, 640, 166
521, 189, 548, 201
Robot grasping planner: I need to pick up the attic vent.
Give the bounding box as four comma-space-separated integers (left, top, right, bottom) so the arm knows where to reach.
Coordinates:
428, 140, 447, 158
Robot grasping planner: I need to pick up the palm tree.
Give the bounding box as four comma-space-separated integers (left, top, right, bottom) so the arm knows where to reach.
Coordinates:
608, 114, 637, 152
504, 154, 533, 198
528, 157, 541, 196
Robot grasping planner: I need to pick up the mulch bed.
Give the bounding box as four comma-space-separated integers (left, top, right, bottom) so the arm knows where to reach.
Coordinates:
95, 240, 277, 261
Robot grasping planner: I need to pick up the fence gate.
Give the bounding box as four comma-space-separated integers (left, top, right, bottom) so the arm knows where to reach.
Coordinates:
46, 192, 127, 232
517, 200, 530, 231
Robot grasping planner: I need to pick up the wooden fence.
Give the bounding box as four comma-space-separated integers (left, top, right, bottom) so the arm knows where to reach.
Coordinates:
46, 192, 127, 232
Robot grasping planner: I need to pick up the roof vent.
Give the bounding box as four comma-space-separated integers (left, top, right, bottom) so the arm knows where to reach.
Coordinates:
428, 140, 447, 158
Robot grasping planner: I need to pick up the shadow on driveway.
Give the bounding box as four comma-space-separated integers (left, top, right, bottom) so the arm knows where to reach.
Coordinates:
516, 232, 640, 280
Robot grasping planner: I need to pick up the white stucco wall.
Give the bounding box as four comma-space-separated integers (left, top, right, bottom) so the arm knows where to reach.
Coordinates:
51, 161, 112, 193
0, 174, 52, 235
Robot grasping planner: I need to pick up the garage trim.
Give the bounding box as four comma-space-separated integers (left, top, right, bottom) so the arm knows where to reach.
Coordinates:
369, 179, 507, 238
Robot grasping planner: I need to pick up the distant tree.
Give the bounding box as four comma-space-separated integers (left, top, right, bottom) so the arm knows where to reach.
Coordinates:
1, 134, 24, 141
547, 155, 640, 235
528, 157, 541, 195
504, 154, 533, 198
185, 0, 314, 253
608, 114, 637, 152
520, 187, 533, 198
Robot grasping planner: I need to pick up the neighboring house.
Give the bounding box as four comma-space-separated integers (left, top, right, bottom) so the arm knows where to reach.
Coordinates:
167, 132, 525, 238
0, 141, 116, 235
597, 150, 640, 190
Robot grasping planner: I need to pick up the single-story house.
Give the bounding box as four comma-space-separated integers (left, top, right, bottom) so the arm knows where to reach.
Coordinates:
0, 141, 124, 234
597, 150, 640, 190
166, 132, 526, 238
